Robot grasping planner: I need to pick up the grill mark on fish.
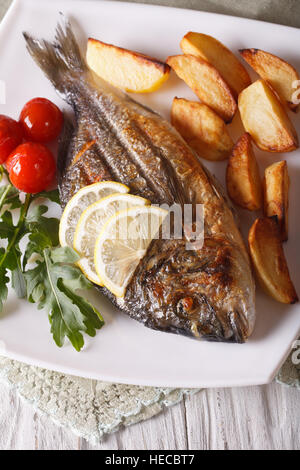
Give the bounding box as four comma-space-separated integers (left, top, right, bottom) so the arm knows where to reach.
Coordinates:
66, 70, 189, 206
97, 96, 168, 194
74, 86, 178, 204
24, 17, 256, 343
74, 100, 159, 201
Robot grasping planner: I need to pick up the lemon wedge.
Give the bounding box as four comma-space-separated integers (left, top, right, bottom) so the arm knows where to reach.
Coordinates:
59, 181, 129, 248
94, 206, 168, 297
73, 194, 149, 285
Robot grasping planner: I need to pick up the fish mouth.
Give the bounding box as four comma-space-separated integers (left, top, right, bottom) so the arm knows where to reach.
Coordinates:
141, 310, 248, 343
191, 309, 248, 344
199, 325, 246, 344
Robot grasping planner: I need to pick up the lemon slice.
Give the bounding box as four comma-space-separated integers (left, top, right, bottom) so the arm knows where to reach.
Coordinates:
94, 206, 168, 297
74, 194, 149, 285
59, 181, 129, 248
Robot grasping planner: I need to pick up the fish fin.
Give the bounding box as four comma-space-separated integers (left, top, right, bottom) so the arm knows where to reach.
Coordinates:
23, 15, 86, 97
159, 153, 189, 207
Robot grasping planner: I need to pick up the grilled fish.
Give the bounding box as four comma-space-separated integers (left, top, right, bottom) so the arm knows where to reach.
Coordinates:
24, 19, 255, 342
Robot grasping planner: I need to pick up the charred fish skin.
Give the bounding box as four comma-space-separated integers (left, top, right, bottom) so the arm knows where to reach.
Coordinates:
24, 18, 255, 343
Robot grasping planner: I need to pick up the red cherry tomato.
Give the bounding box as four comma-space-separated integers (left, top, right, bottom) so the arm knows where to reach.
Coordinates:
6, 142, 56, 194
0, 115, 24, 164
19, 97, 63, 143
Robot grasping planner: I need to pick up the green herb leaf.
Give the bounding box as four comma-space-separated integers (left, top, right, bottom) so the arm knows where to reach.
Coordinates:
10, 247, 26, 299
7, 193, 22, 210
0, 184, 11, 202
25, 205, 59, 247
0, 185, 21, 212
0, 249, 9, 310
0, 210, 15, 239
24, 248, 104, 351
23, 231, 55, 269
50, 245, 80, 264
0, 182, 104, 351
35, 189, 60, 205
0, 269, 9, 311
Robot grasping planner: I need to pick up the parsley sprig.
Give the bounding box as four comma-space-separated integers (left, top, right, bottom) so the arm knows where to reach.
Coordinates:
0, 167, 104, 351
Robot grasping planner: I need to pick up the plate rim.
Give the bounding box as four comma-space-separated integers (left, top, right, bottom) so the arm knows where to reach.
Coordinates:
0, 0, 299, 389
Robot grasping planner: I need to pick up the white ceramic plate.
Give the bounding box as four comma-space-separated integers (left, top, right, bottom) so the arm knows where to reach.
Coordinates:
0, 0, 300, 388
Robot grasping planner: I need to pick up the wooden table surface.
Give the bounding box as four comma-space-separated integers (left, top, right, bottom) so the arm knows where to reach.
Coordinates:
0, 379, 299, 450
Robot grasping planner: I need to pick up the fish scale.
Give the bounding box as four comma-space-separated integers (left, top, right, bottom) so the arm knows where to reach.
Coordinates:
24, 18, 256, 343
75, 84, 175, 204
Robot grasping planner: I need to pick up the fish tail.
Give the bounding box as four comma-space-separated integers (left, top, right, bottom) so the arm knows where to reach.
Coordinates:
23, 14, 86, 98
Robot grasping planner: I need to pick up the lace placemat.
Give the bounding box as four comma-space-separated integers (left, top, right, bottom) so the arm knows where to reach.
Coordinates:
0, 356, 198, 445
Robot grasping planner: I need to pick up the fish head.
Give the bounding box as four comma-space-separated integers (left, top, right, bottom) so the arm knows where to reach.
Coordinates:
125, 237, 255, 343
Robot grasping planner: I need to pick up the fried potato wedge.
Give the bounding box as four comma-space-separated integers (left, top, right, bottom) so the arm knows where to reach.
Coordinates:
248, 217, 298, 304
240, 48, 300, 112
171, 98, 233, 161
226, 133, 262, 210
264, 161, 290, 242
181, 32, 251, 98
238, 80, 299, 152
166, 54, 237, 123
86, 38, 170, 93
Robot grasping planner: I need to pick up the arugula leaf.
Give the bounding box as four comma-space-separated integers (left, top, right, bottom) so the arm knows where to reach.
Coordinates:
0, 185, 11, 203
23, 217, 68, 269
0, 249, 9, 311
10, 247, 26, 299
0, 210, 15, 239
0, 194, 27, 300
0, 185, 21, 212
7, 193, 22, 210
24, 247, 104, 351
50, 245, 80, 264
35, 189, 60, 205
0, 224, 26, 299
0, 182, 105, 351
0, 269, 9, 310
25, 205, 59, 247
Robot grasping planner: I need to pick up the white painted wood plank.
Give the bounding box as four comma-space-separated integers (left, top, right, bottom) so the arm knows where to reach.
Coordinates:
1, 381, 300, 450
0, 382, 36, 450
0, 381, 79, 450
33, 410, 80, 450
184, 383, 300, 450
82, 401, 188, 450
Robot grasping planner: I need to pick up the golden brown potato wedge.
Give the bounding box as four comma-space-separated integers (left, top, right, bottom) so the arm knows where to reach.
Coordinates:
248, 217, 298, 304
240, 48, 300, 112
166, 54, 237, 123
86, 38, 170, 93
264, 161, 290, 242
181, 32, 251, 98
171, 97, 234, 161
226, 133, 262, 210
238, 80, 299, 152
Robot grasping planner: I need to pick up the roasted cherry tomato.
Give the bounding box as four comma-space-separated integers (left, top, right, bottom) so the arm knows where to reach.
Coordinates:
0, 115, 24, 164
6, 142, 56, 193
19, 97, 63, 143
